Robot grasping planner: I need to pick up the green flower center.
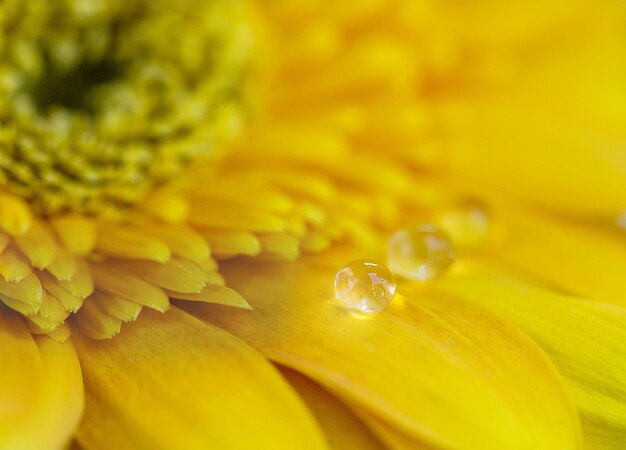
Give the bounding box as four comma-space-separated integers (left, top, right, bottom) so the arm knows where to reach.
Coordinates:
0, 0, 254, 215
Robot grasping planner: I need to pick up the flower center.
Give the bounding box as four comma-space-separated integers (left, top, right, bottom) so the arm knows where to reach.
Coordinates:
0, 0, 254, 215
32, 55, 122, 115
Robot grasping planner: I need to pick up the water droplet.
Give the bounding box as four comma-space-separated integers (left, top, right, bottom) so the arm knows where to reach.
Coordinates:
388, 224, 453, 281
334, 260, 396, 314
436, 200, 490, 248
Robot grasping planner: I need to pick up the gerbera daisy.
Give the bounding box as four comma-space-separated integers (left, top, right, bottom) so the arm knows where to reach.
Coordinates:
1, 0, 625, 449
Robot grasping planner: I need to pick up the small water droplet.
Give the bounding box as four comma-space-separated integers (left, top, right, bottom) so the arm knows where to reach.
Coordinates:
334, 260, 396, 314
437, 200, 490, 248
388, 224, 453, 281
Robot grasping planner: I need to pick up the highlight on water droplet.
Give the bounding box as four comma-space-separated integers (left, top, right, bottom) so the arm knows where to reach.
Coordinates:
436, 200, 490, 248
334, 260, 396, 314
387, 223, 453, 281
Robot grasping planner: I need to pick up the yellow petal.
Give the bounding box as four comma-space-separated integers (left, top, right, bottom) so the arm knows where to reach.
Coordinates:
433, 261, 626, 449
0, 231, 9, 253
41, 322, 72, 343
358, 411, 430, 450
73, 297, 123, 340
40, 271, 84, 313
449, 119, 626, 217
140, 221, 210, 264
445, 30, 626, 218
59, 260, 94, 300
141, 189, 189, 223
166, 284, 251, 309
280, 366, 386, 450
95, 225, 170, 263
203, 230, 262, 258
35, 290, 66, 321
0, 193, 32, 236
50, 215, 97, 256
487, 209, 626, 305
189, 202, 287, 233
301, 230, 333, 253
185, 248, 581, 449
14, 220, 58, 269
115, 258, 207, 294
258, 233, 301, 260
74, 307, 328, 450
0, 246, 31, 282
91, 263, 169, 312
0, 311, 83, 450
0, 272, 42, 308
92, 291, 143, 323
1, 296, 39, 316
46, 247, 79, 281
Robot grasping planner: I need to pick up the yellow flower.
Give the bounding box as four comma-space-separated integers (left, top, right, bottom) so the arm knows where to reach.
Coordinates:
1, 0, 626, 449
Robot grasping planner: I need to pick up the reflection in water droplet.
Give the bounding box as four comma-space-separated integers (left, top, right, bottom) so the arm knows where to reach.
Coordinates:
334, 260, 396, 314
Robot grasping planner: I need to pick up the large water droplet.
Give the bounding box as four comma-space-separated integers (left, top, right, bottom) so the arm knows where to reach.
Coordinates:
334, 260, 396, 314
388, 224, 453, 281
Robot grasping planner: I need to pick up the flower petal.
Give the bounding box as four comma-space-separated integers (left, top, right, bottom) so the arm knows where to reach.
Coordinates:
0, 194, 32, 236
449, 116, 626, 217
358, 411, 429, 450
185, 249, 582, 449
73, 307, 327, 450
445, 17, 626, 219
279, 366, 386, 450
0, 311, 83, 450
433, 261, 626, 448
487, 210, 626, 304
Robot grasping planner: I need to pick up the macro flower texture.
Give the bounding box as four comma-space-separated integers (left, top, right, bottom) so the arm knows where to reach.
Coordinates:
1, 0, 626, 448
